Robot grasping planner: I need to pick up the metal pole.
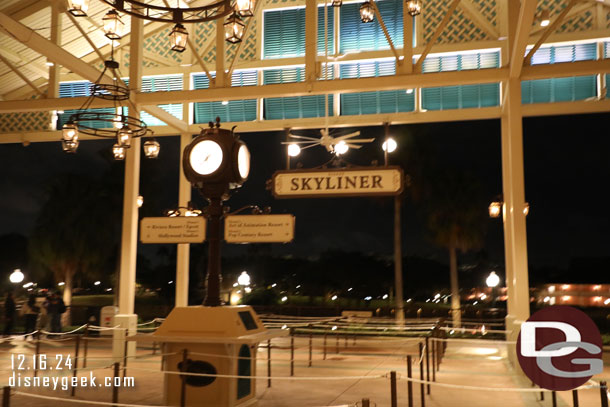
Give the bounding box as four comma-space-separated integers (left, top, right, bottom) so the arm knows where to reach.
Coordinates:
71, 334, 81, 396
34, 331, 41, 378
267, 339, 271, 388
323, 332, 327, 360
2, 386, 10, 407
572, 389, 578, 407
203, 196, 222, 306
540, 391, 544, 401
83, 325, 89, 369
180, 349, 188, 407
390, 371, 397, 407
552, 391, 557, 407
419, 342, 425, 407
431, 338, 436, 382
336, 333, 339, 354
290, 329, 294, 377
308, 334, 312, 367
600, 381, 609, 407
407, 355, 413, 407
425, 336, 430, 394
123, 337, 128, 379
362, 398, 370, 407
112, 362, 120, 406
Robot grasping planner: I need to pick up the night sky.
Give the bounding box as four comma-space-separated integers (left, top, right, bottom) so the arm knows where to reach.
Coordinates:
1, 112, 609, 282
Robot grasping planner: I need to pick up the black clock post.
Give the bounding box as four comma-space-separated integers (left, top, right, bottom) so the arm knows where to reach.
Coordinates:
182, 118, 251, 306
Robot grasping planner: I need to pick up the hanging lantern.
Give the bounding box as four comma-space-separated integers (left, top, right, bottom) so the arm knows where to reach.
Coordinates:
62, 121, 79, 142
103, 10, 124, 40
169, 24, 188, 53
224, 12, 245, 44
62, 139, 79, 153
143, 138, 161, 159
331, 0, 343, 7
235, 0, 255, 17
67, 0, 89, 16
360, 1, 375, 23
118, 127, 132, 148
488, 201, 502, 218
112, 144, 126, 160
405, 0, 421, 17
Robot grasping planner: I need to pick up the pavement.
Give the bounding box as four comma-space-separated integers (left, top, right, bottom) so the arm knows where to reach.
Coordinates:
0, 334, 608, 407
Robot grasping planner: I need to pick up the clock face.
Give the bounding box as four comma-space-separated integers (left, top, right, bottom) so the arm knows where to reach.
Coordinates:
189, 140, 223, 175
237, 144, 250, 179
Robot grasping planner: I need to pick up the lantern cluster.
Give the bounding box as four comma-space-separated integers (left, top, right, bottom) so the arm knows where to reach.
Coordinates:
223, 0, 255, 44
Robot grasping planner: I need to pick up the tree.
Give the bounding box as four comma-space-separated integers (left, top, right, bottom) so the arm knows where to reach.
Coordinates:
29, 173, 121, 326
425, 170, 487, 327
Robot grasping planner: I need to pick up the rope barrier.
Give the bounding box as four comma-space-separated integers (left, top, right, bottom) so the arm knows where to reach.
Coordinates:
13, 391, 166, 407
429, 336, 517, 345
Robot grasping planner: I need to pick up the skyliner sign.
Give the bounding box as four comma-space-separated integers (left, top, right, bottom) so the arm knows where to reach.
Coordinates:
271, 167, 404, 198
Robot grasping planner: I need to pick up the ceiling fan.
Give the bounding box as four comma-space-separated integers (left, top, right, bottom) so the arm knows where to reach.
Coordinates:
281, 128, 375, 155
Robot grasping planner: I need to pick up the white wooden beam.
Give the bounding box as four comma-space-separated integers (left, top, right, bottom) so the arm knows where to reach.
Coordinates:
372, 1, 400, 62
0, 53, 44, 96
509, 0, 537, 78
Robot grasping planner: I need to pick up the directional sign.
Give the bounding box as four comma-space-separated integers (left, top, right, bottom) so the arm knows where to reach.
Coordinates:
224, 214, 295, 243
272, 166, 403, 198
140, 217, 206, 244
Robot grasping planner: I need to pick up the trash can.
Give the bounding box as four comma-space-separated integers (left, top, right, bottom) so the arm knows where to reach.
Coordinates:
132, 305, 286, 407
99, 306, 118, 336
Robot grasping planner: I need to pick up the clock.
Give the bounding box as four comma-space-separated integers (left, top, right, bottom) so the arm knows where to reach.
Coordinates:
235, 142, 250, 181
189, 140, 224, 175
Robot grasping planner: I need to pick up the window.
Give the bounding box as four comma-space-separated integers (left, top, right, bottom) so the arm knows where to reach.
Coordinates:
139, 75, 183, 126
421, 51, 500, 110
339, 0, 403, 53
263, 6, 334, 59
192, 71, 257, 123
339, 60, 414, 115
263, 67, 333, 119
521, 43, 597, 103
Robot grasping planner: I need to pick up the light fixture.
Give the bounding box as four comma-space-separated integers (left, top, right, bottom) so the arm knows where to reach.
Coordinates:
539, 10, 550, 27
62, 122, 78, 142
143, 139, 160, 158
103, 10, 124, 40
237, 271, 251, 286
224, 12, 245, 43
334, 141, 349, 155
118, 127, 132, 148
67, 0, 89, 16
405, 0, 421, 16
94, 280, 101, 286
486, 271, 500, 288
169, 24, 188, 53
9, 269, 24, 284
58, 281, 65, 286
221, 100, 229, 105
382, 138, 397, 153
99, 0, 232, 24
113, 144, 126, 160
360, 1, 375, 23
331, 0, 343, 6
137, 195, 144, 208
523, 202, 530, 216
406, 88, 414, 94
287, 143, 301, 157
235, 0, 255, 18
488, 201, 502, 218
62, 139, 79, 153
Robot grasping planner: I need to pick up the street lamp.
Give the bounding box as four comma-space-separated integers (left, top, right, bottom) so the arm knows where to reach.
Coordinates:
237, 271, 251, 287
9, 269, 24, 284
486, 271, 500, 308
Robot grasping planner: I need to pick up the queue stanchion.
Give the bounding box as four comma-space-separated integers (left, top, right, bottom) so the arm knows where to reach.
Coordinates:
390, 371, 397, 407
600, 381, 609, 407
406, 355, 413, 407
112, 362, 120, 406
572, 389, 579, 407
425, 336, 430, 395
34, 331, 41, 378
308, 334, 313, 367
419, 342, 425, 407
71, 334, 81, 397
267, 339, 272, 388
2, 385, 10, 407
83, 324, 89, 369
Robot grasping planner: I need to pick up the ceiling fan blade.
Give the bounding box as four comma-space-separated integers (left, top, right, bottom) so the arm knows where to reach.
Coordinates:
281, 141, 319, 145
345, 144, 363, 149
344, 138, 375, 143
333, 131, 361, 141
289, 134, 320, 141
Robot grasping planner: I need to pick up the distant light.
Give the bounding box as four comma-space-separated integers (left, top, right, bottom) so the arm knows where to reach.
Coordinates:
364, 296, 372, 301
480, 294, 487, 300
434, 299, 440, 303
23, 282, 34, 288
486, 271, 500, 288
221, 100, 229, 105
593, 296, 602, 302
137, 195, 144, 208
281, 296, 288, 302
281, 324, 288, 329
244, 287, 252, 293
237, 271, 251, 286
331, 295, 338, 301
406, 88, 414, 94
488, 202, 502, 218
233, 282, 238, 287
604, 298, 610, 305
434, 293, 441, 299
9, 269, 24, 284
593, 285, 601, 290
543, 296, 550, 303
382, 294, 389, 300
168, 281, 174, 284
347, 287, 353, 292
331, 326, 337, 331
425, 298, 430, 303
46, 61, 54, 66
382, 138, 397, 153
449, 329, 455, 335
94, 281, 101, 286
106, 288, 112, 292
271, 283, 277, 288
481, 325, 486, 335
287, 143, 301, 157
562, 295, 571, 301
58, 281, 65, 286
296, 285, 301, 289
539, 10, 550, 27
406, 298, 412, 303
562, 284, 570, 290
473, 301, 478, 305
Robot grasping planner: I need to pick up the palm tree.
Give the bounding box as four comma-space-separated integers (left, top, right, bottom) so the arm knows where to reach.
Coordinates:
425, 170, 487, 328
29, 173, 120, 326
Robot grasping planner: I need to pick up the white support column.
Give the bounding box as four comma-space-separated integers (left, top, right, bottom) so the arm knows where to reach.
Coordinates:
501, 77, 530, 347
48, 3, 61, 129
176, 133, 192, 307
114, 15, 143, 361
216, 17, 226, 87
305, 0, 318, 83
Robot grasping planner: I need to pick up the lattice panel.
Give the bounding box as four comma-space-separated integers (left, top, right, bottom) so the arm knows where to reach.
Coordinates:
535, 0, 593, 33
423, 0, 489, 44
0, 111, 51, 132
470, 0, 497, 27
143, 27, 183, 63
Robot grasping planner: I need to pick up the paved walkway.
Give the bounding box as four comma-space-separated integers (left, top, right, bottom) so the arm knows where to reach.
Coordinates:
0, 334, 607, 407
